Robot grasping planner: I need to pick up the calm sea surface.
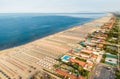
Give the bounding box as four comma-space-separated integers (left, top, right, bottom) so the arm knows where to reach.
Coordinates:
0, 13, 105, 50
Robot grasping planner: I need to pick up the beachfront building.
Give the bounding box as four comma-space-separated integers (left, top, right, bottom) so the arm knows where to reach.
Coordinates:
89, 54, 98, 62
101, 15, 115, 29
56, 69, 85, 79
84, 31, 107, 50
68, 58, 93, 71
60, 55, 86, 67
68, 58, 86, 67
60, 55, 94, 71
68, 44, 99, 63
81, 49, 93, 55
84, 63, 93, 71
92, 51, 99, 55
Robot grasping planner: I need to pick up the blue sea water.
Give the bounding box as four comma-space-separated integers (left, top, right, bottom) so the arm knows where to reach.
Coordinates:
0, 13, 105, 50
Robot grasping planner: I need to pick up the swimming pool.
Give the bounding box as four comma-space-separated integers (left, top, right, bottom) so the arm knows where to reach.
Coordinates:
61, 55, 71, 61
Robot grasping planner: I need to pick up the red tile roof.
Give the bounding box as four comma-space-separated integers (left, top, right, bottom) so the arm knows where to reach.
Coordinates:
86, 63, 93, 66
97, 44, 104, 48
56, 69, 85, 79
68, 58, 86, 67
91, 54, 97, 59
81, 49, 93, 54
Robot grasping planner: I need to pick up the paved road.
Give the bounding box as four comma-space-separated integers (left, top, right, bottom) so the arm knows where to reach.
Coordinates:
96, 54, 102, 64
89, 63, 116, 79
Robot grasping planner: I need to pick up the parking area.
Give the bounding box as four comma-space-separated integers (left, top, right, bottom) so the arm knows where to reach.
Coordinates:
89, 63, 116, 79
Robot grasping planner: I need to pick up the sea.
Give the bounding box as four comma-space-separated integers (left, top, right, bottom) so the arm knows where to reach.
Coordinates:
0, 13, 105, 50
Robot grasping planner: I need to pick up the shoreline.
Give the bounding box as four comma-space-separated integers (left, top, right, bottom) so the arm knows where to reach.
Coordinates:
0, 13, 115, 79
0, 15, 94, 51
0, 13, 112, 53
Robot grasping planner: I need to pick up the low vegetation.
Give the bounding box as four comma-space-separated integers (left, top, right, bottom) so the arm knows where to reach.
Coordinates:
100, 54, 106, 63
103, 45, 118, 55
75, 57, 86, 62
115, 69, 120, 79
54, 57, 89, 77
103, 18, 119, 56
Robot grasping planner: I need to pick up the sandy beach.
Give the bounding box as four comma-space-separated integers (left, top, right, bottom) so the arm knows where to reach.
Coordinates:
0, 13, 114, 79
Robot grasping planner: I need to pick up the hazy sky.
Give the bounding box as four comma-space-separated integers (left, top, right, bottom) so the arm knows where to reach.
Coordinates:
0, 0, 119, 13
